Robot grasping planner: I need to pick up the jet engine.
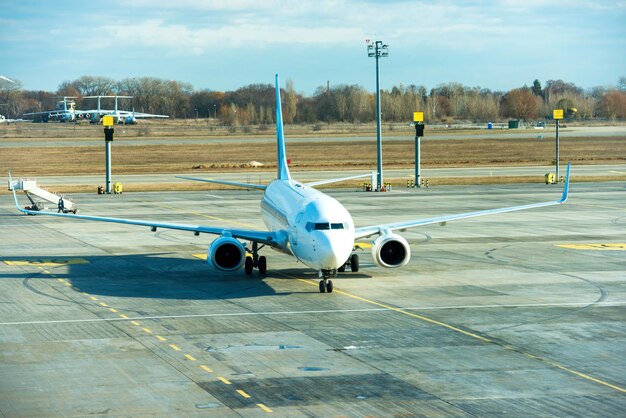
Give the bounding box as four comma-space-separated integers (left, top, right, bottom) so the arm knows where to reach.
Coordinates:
207, 235, 246, 271
371, 233, 411, 268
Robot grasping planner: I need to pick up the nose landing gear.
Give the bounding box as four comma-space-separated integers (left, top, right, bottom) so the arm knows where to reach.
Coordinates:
318, 269, 336, 293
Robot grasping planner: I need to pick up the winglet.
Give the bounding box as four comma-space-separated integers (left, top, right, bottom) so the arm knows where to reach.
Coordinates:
275, 74, 291, 181
559, 162, 571, 203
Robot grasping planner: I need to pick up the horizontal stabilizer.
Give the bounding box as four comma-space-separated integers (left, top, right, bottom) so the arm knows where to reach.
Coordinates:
305, 173, 372, 187
176, 175, 266, 190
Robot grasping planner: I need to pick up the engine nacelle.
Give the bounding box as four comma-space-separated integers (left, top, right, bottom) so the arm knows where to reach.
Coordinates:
207, 235, 246, 271
371, 233, 411, 268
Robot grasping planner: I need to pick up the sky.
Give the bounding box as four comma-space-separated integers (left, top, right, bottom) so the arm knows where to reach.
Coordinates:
1, 0, 625, 95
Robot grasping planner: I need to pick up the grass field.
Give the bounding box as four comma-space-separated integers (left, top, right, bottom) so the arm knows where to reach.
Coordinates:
1, 123, 625, 193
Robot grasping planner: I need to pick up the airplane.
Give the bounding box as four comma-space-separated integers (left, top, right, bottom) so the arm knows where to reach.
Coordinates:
23, 97, 91, 122
0, 114, 27, 124
82, 95, 169, 124
23, 96, 169, 123
10, 74, 571, 293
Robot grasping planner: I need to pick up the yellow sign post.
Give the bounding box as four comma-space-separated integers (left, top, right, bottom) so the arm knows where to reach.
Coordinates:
103, 115, 114, 126
103, 116, 115, 193
553, 109, 563, 180
412, 112, 425, 187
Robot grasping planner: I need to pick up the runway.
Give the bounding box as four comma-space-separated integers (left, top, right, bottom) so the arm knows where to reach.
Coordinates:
1, 181, 625, 416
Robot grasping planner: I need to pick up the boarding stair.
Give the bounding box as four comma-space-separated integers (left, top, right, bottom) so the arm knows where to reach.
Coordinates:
8, 179, 77, 213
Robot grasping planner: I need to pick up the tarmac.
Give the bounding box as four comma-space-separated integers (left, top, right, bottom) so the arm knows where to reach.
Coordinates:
0, 178, 625, 416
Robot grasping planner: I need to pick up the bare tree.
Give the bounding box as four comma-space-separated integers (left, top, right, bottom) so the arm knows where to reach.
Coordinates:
501, 88, 540, 120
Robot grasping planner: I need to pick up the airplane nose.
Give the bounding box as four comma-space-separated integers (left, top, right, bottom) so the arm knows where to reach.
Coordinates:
317, 233, 352, 270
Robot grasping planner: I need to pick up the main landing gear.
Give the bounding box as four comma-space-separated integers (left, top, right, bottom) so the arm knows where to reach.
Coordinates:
338, 254, 360, 273
244, 242, 267, 275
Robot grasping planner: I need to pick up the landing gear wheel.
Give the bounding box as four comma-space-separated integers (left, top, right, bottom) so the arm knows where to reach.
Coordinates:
350, 254, 360, 272
258, 256, 267, 275
244, 256, 253, 275
319, 280, 326, 293
325, 280, 333, 293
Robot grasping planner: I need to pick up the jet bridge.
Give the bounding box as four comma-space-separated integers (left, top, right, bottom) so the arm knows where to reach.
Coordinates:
8, 179, 77, 213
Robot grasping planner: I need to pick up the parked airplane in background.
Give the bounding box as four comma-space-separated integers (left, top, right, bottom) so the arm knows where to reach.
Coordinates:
82, 95, 169, 124
11, 74, 570, 293
24, 97, 85, 122
0, 114, 27, 123
24, 96, 169, 124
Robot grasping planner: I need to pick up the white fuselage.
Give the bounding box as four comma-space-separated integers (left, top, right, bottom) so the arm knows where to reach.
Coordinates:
260, 179, 355, 271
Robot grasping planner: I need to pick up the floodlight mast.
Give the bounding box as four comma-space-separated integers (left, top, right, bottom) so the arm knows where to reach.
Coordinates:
367, 40, 389, 191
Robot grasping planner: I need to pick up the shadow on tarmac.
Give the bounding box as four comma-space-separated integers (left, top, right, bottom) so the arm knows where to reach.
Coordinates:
5, 253, 372, 300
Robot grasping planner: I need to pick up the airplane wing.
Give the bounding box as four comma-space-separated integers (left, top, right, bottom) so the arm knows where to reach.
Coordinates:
132, 112, 169, 119
355, 163, 570, 239
23, 110, 59, 116
9, 174, 278, 246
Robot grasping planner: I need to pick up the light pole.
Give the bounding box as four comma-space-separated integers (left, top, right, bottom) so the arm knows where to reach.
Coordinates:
367, 40, 389, 191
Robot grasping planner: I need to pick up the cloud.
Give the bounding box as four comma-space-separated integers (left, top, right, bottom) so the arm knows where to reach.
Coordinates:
93, 19, 362, 55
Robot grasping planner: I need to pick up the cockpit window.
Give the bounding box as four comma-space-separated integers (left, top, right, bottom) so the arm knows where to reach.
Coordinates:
306, 222, 345, 231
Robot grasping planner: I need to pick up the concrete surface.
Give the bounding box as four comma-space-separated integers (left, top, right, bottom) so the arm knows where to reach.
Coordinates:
0, 181, 624, 416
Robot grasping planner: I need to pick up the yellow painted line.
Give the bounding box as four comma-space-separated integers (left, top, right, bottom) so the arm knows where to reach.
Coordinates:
99, 302, 108, 307
63, 282, 72, 287
236, 389, 251, 399
131, 320, 141, 326
557, 243, 626, 251
200, 365, 213, 373
119, 314, 128, 319
169, 344, 181, 351
90, 296, 98, 301
43, 270, 51, 274
109, 308, 118, 313
257, 403, 273, 413
545, 361, 626, 393
142, 327, 152, 334
57, 278, 65, 283
218, 377, 231, 385
193, 254, 208, 260
291, 274, 626, 394
297, 278, 491, 343
184, 354, 196, 361
3, 258, 89, 266
354, 241, 372, 249
156, 335, 167, 341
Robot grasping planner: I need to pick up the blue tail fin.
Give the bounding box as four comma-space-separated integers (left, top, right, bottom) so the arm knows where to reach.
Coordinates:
275, 74, 291, 181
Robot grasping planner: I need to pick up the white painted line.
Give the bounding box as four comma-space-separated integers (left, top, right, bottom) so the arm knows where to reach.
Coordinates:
0, 301, 624, 326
